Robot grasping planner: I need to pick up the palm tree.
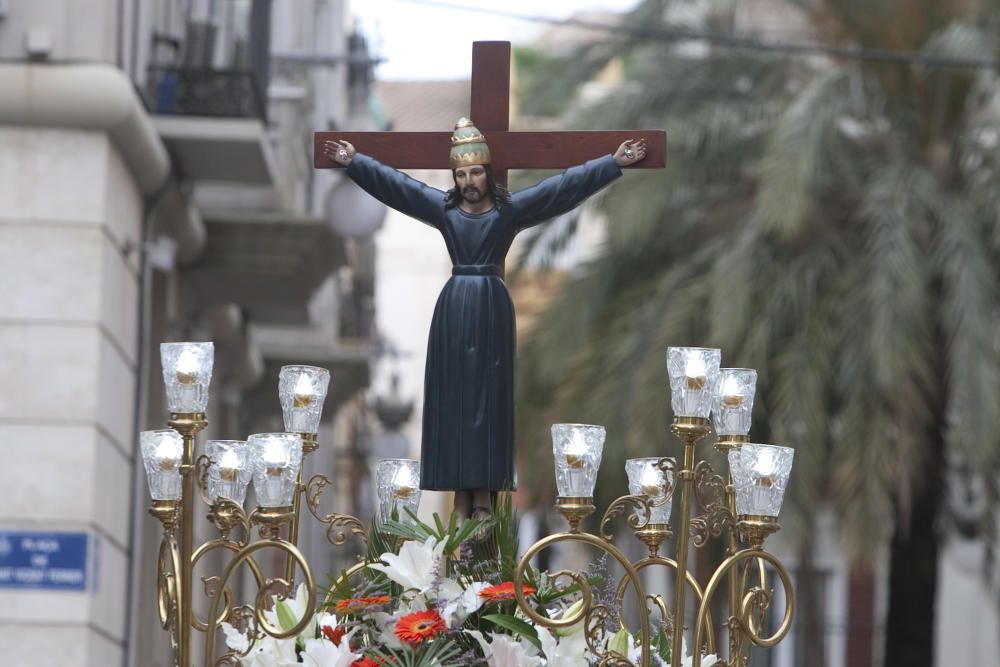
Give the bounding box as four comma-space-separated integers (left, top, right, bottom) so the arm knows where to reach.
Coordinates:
514, 1, 1000, 664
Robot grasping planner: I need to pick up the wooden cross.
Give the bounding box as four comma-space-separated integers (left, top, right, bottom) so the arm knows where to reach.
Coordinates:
313, 41, 666, 184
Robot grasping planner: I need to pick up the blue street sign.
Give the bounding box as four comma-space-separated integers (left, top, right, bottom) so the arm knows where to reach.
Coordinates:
0, 531, 90, 591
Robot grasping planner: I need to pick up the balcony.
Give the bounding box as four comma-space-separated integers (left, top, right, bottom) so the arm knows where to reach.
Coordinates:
146, 66, 276, 185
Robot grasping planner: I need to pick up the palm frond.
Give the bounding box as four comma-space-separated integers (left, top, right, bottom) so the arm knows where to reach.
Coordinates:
931, 194, 1000, 466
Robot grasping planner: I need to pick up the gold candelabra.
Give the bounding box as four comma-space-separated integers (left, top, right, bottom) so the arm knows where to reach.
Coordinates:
143, 345, 367, 667
509, 351, 796, 667
142, 343, 794, 667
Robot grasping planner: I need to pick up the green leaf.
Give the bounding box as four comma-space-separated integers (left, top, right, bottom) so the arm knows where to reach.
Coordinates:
654, 626, 672, 662
607, 628, 631, 657
482, 613, 543, 652
275, 599, 297, 633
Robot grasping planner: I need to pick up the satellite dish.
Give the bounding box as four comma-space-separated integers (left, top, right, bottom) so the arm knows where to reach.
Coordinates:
325, 177, 387, 238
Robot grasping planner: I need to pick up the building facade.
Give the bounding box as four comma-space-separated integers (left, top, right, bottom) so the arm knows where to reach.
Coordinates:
0, 1, 380, 665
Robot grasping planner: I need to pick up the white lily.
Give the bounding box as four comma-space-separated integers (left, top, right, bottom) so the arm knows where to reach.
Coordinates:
550, 599, 585, 635
468, 630, 541, 667
221, 621, 250, 654
626, 638, 668, 666
537, 625, 589, 666
440, 579, 489, 628
239, 637, 299, 667
368, 536, 445, 593
261, 582, 316, 647
301, 635, 361, 667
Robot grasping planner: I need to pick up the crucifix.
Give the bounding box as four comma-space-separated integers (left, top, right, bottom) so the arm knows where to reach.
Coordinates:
312, 41, 666, 520
313, 41, 666, 180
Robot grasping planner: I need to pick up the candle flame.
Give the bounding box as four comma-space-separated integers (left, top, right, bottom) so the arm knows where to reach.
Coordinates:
175, 348, 200, 385
720, 375, 743, 407
639, 465, 663, 497
218, 449, 241, 482
292, 374, 314, 408
685, 354, 707, 390
262, 439, 289, 477
155, 438, 180, 471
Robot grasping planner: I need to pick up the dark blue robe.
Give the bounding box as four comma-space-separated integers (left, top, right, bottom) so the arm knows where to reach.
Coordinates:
347, 153, 622, 490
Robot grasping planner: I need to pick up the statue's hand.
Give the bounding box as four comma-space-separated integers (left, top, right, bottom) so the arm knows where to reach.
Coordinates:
613, 138, 647, 167
323, 139, 356, 166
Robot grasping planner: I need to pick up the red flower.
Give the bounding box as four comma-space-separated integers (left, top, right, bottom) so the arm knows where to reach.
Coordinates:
321, 623, 347, 646
394, 609, 447, 645
335, 595, 393, 614
479, 581, 536, 602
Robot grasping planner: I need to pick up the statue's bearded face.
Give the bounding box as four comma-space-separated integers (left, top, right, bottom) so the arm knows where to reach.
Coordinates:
453, 165, 490, 204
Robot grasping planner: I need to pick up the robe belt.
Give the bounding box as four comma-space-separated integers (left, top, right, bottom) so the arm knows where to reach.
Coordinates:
452, 264, 501, 277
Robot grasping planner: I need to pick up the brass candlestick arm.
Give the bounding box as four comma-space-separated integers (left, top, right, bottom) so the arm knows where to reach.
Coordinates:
294, 431, 319, 455
150, 499, 179, 534
251, 506, 295, 540
635, 523, 672, 557
207, 498, 251, 541
556, 497, 596, 533
305, 474, 368, 547
736, 515, 780, 550
669, 415, 713, 445
167, 413, 208, 439
714, 434, 749, 455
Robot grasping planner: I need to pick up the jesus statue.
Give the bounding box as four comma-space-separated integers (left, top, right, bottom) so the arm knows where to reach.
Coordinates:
323, 118, 647, 521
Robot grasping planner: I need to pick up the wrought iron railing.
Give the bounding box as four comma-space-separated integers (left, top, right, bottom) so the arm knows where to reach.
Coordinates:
147, 66, 267, 121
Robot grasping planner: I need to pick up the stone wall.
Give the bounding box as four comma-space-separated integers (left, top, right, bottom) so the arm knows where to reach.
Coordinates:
0, 127, 142, 664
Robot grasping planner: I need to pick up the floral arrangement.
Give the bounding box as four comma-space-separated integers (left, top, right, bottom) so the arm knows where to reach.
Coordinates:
221, 503, 718, 667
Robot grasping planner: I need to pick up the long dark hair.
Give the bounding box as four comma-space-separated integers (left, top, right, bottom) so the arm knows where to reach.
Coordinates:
444, 164, 512, 210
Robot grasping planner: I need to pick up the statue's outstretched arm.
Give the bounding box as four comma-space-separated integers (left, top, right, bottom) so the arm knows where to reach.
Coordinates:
512, 155, 623, 231
338, 150, 445, 227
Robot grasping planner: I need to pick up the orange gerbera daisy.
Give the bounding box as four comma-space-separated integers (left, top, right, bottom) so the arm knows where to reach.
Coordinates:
335, 595, 392, 614
479, 581, 536, 602
394, 609, 447, 645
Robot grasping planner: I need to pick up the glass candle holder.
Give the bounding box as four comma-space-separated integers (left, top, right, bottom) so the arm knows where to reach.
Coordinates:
626, 457, 675, 524
161, 342, 214, 413
249, 433, 303, 508
375, 458, 421, 523
552, 424, 605, 498
667, 347, 722, 418
278, 365, 331, 434
728, 444, 794, 517
712, 368, 757, 436
140, 429, 185, 501
206, 440, 252, 505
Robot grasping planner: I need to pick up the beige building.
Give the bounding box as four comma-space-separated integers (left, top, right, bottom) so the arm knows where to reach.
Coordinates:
0, 1, 380, 665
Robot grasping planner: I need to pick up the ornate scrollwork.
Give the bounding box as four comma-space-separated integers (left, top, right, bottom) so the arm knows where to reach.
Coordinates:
305, 474, 368, 546
207, 498, 253, 543
515, 532, 652, 666
693, 461, 726, 513
691, 549, 795, 667
689, 504, 733, 548
190, 538, 266, 632
202, 540, 317, 663
690, 461, 732, 547
583, 603, 635, 666
157, 536, 182, 664
213, 604, 260, 667
195, 454, 214, 507
600, 494, 653, 541
613, 557, 716, 658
